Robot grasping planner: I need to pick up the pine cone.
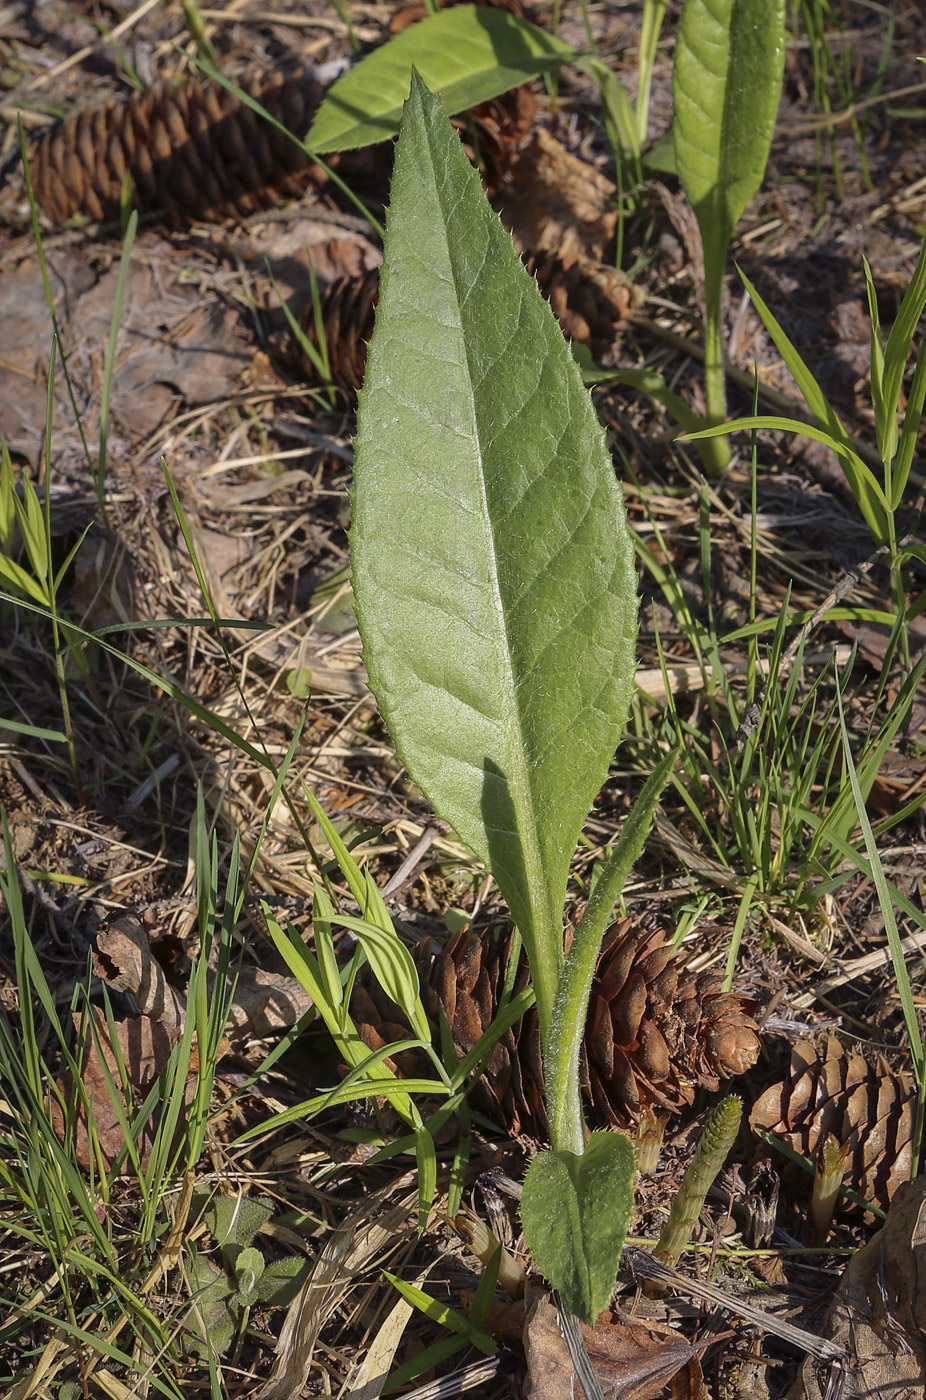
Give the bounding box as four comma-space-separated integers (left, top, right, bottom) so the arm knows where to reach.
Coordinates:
303, 265, 380, 398
29, 68, 322, 227
749, 1037, 916, 1212
298, 252, 634, 398
454, 86, 536, 191
353, 919, 761, 1139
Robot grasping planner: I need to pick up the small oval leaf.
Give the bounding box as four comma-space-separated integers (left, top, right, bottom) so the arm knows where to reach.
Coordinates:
521, 1132, 635, 1324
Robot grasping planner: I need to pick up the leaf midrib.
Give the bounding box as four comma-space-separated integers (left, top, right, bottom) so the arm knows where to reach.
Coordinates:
418, 107, 559, 970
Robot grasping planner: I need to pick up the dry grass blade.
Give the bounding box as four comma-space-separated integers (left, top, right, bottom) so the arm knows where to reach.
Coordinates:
255, 1182, 419, 1400
624, 1251, 849, 1367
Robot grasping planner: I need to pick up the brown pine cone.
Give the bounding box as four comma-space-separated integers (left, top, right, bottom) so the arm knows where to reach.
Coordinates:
749, 1037, 916, 1212
454, 86, 537, 192
299, 252, 634, 398
29, 68, 322, 227
352, 919, 761, 1140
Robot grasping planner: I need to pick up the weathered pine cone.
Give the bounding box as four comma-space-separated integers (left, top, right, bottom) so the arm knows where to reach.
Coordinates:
352, 919, 761, 1139
300, 252, 634, 397
454, 85, 537, 192
29, 68, 322, 226
750, 1037, 916, 1212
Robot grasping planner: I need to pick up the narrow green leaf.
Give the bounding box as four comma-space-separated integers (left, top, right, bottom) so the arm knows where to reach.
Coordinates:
891, 310, 926, 508
863, 254, 892, 464
15, 470, 49, 586
307, 5, 574, 153
328, 911, 430, 1043
0, 440, 15, 553
310, 883, 344, 1010
834, 678, 924, 1080
673, 0, 785, 254
383, 1270, 496, 1353
682, 414, 887, 530
882, 230, 926, 453
544, 748, 679, 1148
673, 0, 784, 460
352, 73, 638, 1037
521, 1132, 635, 1324
412, 1111, 438, 1232
737, 266, 889, 541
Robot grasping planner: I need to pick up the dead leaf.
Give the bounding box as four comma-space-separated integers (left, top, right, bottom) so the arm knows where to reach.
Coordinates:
50, 1003, 190, 1173
523, 1292, 707, 1400
788, 1177, 926, 1398
0, 244, 251, 463
94, 914, 313, 1046
0, 250, 95, 458
94, 918, 186, 1035
75, 259, 250, 436
497, 128, 617, 263
256, 1185, 419, 1400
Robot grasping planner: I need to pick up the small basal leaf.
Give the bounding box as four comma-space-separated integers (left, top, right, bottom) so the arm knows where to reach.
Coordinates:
673, 0, 785, 253
521, 1132, 635, 1323
351, 73, 637, 1033
307, 5, 574, 153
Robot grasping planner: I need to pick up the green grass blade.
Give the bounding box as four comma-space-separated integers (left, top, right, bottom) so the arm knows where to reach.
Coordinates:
834, 676, 924, 1081
97, 210, 138, 515
882, 230, 926, 452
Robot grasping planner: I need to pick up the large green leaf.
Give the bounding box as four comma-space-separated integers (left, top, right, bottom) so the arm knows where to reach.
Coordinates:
306, 6, 574, 153
351, 73, 638, 1034
521, 1133, 635, 1324
673, 0, 785, 255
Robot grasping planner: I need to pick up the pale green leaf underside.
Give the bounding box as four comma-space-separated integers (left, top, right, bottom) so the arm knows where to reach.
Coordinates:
673, 0, 785, 245
307, 6, 574, 154
521, 1133, 635, 1322
351, 74, 637, 1026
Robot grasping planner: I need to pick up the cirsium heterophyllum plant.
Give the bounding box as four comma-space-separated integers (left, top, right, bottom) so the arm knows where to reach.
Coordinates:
351, 71, 674, 1324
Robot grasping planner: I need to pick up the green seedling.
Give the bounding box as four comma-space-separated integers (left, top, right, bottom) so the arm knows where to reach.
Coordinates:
672, 0, 786, 475
349, 71, 679, 1325
0, 396, 89, 787
808, 1133, 847, 1245
184, 1194, 311, 1360
654, 1096, 742, 1269
584, 0, 668, 182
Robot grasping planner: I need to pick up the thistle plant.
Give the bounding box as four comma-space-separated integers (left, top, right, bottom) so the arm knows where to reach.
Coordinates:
350, 71, 675, 1324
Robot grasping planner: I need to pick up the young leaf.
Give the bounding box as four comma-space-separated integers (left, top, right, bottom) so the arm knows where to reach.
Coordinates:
351, 72, 638, 1036
673, 0, 785, 466
880, 230, 926, 464
673, 0, 785, 256
307, 6, 573, 154
520, 1132, 635, 1324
